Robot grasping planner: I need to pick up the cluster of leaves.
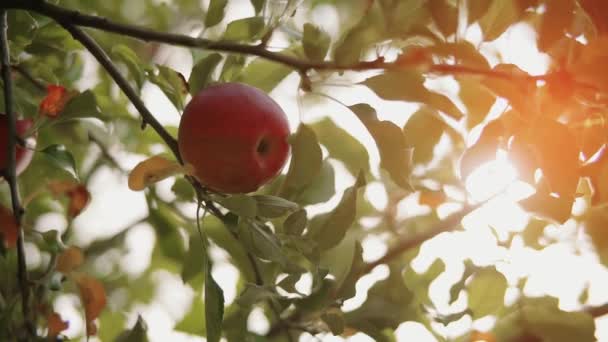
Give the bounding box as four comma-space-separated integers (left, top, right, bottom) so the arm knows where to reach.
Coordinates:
2, 0, 608, 341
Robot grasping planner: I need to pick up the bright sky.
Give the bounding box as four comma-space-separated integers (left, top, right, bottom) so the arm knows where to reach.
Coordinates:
33, 1, 608, 341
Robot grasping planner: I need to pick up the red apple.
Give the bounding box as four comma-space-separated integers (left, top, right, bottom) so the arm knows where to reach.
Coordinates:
178, 83, 290, 193
0, 114, 34, 176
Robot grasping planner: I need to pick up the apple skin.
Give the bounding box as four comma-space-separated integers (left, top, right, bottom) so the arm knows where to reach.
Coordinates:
0, 114, 34, 176
178, 83, 290, 193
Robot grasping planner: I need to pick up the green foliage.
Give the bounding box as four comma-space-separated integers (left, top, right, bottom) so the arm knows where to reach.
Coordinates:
2, 0, 608, 341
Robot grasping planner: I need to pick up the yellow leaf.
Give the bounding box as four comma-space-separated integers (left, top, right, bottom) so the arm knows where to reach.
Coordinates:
128, 155, 185, 191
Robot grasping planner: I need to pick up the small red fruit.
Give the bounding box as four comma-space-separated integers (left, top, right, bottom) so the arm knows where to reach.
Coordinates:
0, 114, 35, 176
178, 83, 290, 193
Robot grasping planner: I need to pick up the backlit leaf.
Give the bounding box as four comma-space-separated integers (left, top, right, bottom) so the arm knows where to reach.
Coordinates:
282, 124, 323, 193
351, 104, 413, 190
204, 261, 225, 342
403, 107, 446, 164
205, 0, 229, 27
309, 172, 365, 250
283, 208, 307, 236
188, 53, 222, 96
363, 71, 463, 120
467, 267, 507, 319
252, 195, 297, 218
115, 316, 149, 342
223, 17, 265, 42
303, 23, 331, 62
147, 65, 188, 111
295, 159, 336, 205
219, 194, 258, 218
181, 232, 205, 286
41, 144, 78, 179
112, 44, 146, 90
309, 117, 370, 176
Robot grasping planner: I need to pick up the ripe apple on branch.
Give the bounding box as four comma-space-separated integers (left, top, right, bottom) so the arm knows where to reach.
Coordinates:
129, 82, 290, 194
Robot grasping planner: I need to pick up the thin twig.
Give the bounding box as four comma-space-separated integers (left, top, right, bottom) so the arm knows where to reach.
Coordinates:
360, 204, 477, 275
6, 0, 594, 89
0, 9, 32, 335
57, 22, 181, 162
586, 303, 608, 318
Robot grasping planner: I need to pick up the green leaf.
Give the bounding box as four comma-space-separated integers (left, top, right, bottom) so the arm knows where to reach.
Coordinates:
521, 218, 547, 250
112, 44, 147, 90
223, 17, 265, 42
430, 41, 491, 69
219, 55, 246, 82
333, 4, 385, 66
303, 23, 331, 62
459, 77, 495, 129
277, 273, 301, 293
309, 172, 366, 250
148, 203, 186, 262
362, 71, 463, 120
351, 104, 413, 190
206, 216, 257, 282
459, 119, 504, 179
320, 234, 357, 290
494, 297, 595, 342
204, 261, 225, 342
181, 232, 206, 286
295, 159, 336, 205
283, 208, 307, 236
115, 315, 149, 342
61, 90, 105, 121
478, 0, 525, 41
26, 22, 81, 55
250, 0, 265, 14
175, 295, 205, 336
205, 0, 229, 27
403, 107, 445, 164
345, 266, 418, 334
448, 260, 478, 304
188, 53, 222, 96
219, 194, 258, 218
309, 117, 370, 176
147, 65, 188, 111
467, 267, 507, 319
236, 47, 298, 92
238, 220, 286, 265
334, 241, 364, 301
404, 257, 446, 304
236, 284, 279, 307
171, 178, 195, 202
40, 144, 78, 179
282, 124, 323, 193
253, 195, 298, 218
